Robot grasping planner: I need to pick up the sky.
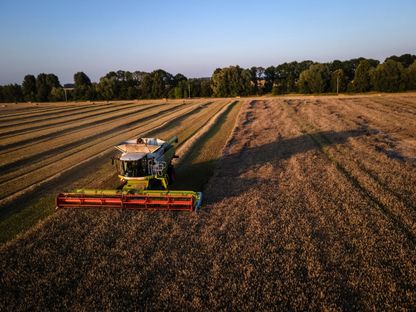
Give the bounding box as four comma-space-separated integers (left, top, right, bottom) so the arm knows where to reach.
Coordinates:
0, 0, 415, 84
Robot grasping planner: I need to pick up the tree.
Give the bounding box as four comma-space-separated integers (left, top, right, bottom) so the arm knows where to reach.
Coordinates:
211, 66, 251, 97
298, 63, 330, 93
330, 69, 347, 93
352, 60, 372, 92
22, 75, 37, 101
73, 72, 92, 100
248, 67, 264, 94
139, 73, 152, 99
385, 54, 416, 68
172, 79, 188, 98
96, 76, 116, 100
150, 69, 174, 98
211, 68, 227, 97
273, 61, 313, 94
200, 79, 212, 97
74, 71, 91, 87
1, 84, 23, 102
370, 60, 407, 92
263, 66, 276, 93
407, 60, 416, 90
36, 74, 50, 101
36, 73, 61, 101
170, 73, 188, 98
50, 87, 65, 101
174, 73, 187, 84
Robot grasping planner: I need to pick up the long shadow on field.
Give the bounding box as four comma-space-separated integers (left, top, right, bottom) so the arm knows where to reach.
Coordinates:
177, 128, 366, 205
195, 126, 416, 248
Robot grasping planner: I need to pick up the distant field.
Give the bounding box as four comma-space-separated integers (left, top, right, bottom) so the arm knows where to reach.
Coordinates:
1, 94, 416, 310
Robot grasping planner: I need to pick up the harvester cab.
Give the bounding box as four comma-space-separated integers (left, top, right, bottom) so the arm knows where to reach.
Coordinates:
56, 136, 202, 211
113, 136, 178, 191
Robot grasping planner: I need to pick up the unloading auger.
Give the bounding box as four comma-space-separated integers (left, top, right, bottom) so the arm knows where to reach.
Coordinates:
56, 136, 202, 211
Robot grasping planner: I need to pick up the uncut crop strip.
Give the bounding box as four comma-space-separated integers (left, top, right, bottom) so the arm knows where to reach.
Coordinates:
283, 99, 416, 244
0, 101, 227, 204
173, 101, 243, 191
0, 101, 159, 138
0, 102, 184, 168
174, 101, 238, 165
0, 102, 170, 153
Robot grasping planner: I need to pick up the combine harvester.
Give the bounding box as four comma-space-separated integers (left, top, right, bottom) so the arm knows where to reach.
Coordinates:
56, 136, 202, 211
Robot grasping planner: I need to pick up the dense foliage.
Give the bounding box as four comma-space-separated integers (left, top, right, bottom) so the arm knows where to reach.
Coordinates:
1, 53, 415, 102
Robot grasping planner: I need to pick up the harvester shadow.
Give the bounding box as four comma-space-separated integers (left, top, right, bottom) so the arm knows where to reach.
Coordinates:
173, 128, 366, 208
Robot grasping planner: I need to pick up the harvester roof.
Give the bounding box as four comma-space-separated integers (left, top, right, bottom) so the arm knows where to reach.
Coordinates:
119, 152, 147, 161
115, 138, 165, 154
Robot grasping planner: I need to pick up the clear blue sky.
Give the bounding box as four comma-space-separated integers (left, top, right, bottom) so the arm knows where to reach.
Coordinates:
0, 0, 415, 84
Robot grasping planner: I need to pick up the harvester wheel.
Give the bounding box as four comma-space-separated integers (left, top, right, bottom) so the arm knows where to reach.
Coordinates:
149, 179, 164, 190
167, 165, 176, 184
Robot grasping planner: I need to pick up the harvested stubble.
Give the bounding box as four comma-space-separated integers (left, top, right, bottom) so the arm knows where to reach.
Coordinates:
1, 94, 416, 311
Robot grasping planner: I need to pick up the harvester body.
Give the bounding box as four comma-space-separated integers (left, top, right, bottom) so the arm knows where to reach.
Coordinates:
57, 136, 202, 211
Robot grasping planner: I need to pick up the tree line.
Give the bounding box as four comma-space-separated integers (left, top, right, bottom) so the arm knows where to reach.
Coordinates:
1, 53, 415, 102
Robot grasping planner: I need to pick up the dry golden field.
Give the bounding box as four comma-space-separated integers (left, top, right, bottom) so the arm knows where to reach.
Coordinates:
1, 94, 416, 310
0, 99, 232, 241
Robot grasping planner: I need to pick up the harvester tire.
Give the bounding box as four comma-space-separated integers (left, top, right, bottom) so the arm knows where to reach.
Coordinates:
167, 165, 176, 185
